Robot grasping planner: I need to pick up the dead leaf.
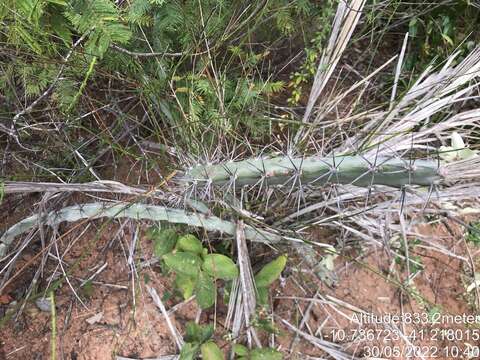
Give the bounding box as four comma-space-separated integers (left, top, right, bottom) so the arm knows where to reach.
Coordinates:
86, 312, 103, 325
0, 294, 12, 304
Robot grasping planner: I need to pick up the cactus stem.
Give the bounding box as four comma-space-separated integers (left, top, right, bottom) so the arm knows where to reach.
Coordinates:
0, 202, 283, 257
184, 155, 442, 189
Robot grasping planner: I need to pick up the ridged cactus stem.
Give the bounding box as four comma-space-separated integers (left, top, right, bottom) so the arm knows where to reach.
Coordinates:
185, 155, 442, 188
0, 202, 282, 257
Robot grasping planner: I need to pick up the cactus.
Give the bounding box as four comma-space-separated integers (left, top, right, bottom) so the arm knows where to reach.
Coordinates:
184, 155, 442, 189
0, 202, 282, 257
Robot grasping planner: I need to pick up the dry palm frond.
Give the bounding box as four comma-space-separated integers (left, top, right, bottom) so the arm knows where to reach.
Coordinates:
1, 180, 161, 196
231, 220, 261, 347
301, 0, 367, 125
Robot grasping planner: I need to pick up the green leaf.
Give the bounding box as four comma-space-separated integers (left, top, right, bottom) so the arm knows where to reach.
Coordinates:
256, 286, 269, 306
185, 322, 214, 343
232, 344, 248, 356
163, 252, 202, 277
179, 342, 199, 360
143, 273, 150, 284
439, 132, 478, 162
81, 280, 94, 298
50, 13, 72, 45
451, 132, 465, 150
176, 234, 203, 254
16, 26, 42, 54
250, 348, 283, 360
316, 247, 338, 287
441, 33, 454, 47
200, 341, 224, 360
254, 255, 287, 288
65, 0, 131, 58
254, 318, 281, 335
147, 228, 178, 258
47, 0, 68, 5
194, 271, 216, 309
222, 281, 233, 304
458, 148, 478, 160
409, 18, 418, 38
202, 254, 239, 280
175, 273, 196, 300
439, 146, 456, 162
466, 222, 480, 246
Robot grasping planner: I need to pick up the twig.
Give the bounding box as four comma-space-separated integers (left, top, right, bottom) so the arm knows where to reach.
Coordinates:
147, 286, 184, 351
50, 291, 57, 360
288, 290, 321, 354
4, 32, 89, 156
75, 278, 128, 290
110, 44, 206, 58
11, 32, 88, 127
281, 318, 358, 360
80, 262, 108, 287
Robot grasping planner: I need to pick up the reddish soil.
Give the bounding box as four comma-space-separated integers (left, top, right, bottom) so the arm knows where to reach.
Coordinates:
0, 213, 479, 359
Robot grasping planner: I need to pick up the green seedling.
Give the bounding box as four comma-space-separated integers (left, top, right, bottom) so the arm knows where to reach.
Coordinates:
233, 344, 282, 360
202, 254, 239, 280
254, 255, 287, 306
148, 228, 178, 258
394, 238, 424, 276
179, 322, 219, 360
466, 222, 480, 246
201, 341, 224, 360
149, 228, 239, 309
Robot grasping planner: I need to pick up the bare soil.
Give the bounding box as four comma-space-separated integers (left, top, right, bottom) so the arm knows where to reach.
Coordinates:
0, 213, 479, 360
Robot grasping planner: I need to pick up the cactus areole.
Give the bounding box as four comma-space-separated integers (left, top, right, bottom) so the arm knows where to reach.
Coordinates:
185, 155, 442, 188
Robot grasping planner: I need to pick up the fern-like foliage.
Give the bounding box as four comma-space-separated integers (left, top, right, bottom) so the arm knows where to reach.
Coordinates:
1, 0, 59, 54
0, 0, 327, 176
66, 0, 131, 58
127, 0, 155, 26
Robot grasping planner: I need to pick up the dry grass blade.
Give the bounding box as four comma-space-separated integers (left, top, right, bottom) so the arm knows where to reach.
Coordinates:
300, 0, 367, 125
357, 47, 480, 156
2, 181, 160, 196
234, 220, 261, 347
390, 32, 409, 110
281, 318, 359, 360
147, 286, 184, 351
442, 157, 480, 183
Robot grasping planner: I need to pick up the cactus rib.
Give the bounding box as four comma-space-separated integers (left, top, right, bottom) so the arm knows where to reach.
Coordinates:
185, 155, 442, 189
0, 202, 282, 257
